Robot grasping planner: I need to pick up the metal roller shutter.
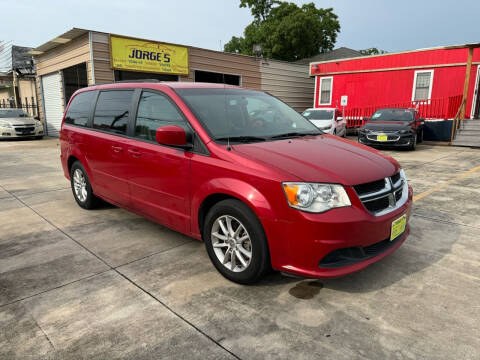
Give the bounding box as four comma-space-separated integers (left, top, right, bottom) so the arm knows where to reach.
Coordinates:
41, 72, 64, 137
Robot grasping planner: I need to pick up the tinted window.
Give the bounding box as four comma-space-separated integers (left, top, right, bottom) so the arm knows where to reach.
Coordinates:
135, 91, 184, 141
93, 91, 133, 134
64, 91, 96, 126
0, 109, 29, 118
371, 109, 414, 121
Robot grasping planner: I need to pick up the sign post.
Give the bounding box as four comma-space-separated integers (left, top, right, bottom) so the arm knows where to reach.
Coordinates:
340, 95, 348, 125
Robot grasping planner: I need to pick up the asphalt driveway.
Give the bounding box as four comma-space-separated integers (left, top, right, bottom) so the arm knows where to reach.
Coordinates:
0, 137, 479, 359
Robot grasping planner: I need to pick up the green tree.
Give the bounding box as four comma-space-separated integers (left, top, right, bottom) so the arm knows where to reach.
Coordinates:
225, 1, 340, 62
359, 47, 388, 55
239, 0, 280, 21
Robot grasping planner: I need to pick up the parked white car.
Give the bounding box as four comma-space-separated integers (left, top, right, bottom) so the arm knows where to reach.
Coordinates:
302, 108, 347, 137
0, 109, 44, 139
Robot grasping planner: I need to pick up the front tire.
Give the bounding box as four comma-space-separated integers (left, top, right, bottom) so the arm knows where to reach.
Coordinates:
70, 161, 99, 209
203, 199, 270, 284
408, 134, 417, 151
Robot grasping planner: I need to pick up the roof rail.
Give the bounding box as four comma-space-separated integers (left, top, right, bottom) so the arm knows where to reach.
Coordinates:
114, 79, 161, 83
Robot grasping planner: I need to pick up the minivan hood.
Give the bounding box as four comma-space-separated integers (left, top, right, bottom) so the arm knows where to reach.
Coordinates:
364, 121, 412, 131
232, 134, 399, 185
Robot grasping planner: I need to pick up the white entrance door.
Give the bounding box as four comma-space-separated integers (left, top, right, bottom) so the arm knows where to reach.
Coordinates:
41, 72, 64, 137
471, 66, 480, 119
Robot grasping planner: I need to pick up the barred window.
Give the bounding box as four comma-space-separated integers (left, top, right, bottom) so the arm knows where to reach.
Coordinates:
319, 77, 332, 105
413, 71, 433, 101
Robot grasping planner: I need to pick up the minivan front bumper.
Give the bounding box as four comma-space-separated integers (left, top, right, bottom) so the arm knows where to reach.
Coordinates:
263, 185, 413, 278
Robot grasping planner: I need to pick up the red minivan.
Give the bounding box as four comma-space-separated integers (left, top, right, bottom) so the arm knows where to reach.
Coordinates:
60, 82, 412, 284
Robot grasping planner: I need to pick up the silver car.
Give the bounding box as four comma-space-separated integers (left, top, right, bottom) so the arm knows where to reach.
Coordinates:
0, 109, 44, 139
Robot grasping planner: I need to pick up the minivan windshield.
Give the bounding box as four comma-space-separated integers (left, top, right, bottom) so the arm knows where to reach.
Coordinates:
176, 88, 321, 142
0, 109, 29, 118
370, 109, 414, 122
302, 109, 334, 120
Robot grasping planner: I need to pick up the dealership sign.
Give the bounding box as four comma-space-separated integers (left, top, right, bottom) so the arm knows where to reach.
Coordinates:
110, 35, 189, 75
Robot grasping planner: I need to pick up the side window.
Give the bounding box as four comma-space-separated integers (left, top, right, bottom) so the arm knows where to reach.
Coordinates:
64, 91, 96, 127
92, 90, 133, 135
135, 91, 184, 141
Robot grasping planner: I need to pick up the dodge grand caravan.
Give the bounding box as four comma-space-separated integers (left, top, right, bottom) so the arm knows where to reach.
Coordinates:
60, 82, 413, 284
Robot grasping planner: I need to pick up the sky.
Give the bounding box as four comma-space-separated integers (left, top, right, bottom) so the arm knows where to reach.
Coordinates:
1, 0, 479, 54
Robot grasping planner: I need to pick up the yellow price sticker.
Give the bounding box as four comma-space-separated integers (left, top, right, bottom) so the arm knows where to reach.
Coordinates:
390, 214, 406, 241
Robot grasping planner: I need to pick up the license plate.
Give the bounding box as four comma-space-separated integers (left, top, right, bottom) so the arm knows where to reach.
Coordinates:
377, 134, 388, 141
390, 214, 406, 241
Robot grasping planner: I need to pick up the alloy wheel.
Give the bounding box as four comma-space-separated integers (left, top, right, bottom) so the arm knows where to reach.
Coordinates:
73, 168, 88, 202
211, 215, 252, 272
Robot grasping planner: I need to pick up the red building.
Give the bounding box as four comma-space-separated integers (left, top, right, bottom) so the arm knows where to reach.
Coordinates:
310, 44, 480, 124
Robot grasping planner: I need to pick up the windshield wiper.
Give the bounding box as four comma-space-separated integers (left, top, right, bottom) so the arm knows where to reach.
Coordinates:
215, 136, 268, 143
269, 131, 320, 139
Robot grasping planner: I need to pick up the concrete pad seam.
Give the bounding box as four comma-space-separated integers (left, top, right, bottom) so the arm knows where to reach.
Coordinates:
402, 243, 480, 281
0, 269, 112, 309
13, 187, 70, 197
412, 213, 480, 230
404, 153, 462, 169
0, 184, 243, 360
113, 241, 192, 270
31, 311, 56, 351
114, 270, 243, 360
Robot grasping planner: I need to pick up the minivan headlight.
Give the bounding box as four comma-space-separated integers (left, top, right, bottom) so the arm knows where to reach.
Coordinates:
282, 182, 351, 213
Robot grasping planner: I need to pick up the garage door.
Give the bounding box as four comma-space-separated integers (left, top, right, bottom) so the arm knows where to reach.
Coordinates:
41, 72, 64, 137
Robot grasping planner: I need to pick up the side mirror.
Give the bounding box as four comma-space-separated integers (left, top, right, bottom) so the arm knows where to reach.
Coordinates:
155, 125, 191, 149
336, 117, 343, 122
34, 116, 40, 121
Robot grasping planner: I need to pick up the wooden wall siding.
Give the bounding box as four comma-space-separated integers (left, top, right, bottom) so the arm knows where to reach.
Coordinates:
36, 33, 91, 80
34, 33, 92, 122
185, 48, 262, 89
260, 61, 313, 112
35, 78, 43, 121
91, 32, 114, 84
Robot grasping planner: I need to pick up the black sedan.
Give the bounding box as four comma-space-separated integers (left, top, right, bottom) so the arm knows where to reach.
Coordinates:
358, 108, 424, 150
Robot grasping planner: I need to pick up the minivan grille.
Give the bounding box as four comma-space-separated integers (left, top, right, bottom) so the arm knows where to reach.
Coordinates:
354, 172, 406, 216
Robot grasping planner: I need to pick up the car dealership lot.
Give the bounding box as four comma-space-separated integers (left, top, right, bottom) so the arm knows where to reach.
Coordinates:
1, 137, 479, 359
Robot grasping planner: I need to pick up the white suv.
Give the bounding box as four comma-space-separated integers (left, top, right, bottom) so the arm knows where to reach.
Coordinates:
302, 108, 346, 137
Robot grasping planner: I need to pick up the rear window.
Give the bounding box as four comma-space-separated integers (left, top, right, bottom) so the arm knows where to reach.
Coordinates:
303, 109, 334, 120
93, 90, 133, 135
64, 91, 96, 127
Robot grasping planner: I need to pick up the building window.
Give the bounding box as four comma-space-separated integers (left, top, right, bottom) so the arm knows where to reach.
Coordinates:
194, 70, 241, 86
319, 77, 333, 105
412, 70, 433, 101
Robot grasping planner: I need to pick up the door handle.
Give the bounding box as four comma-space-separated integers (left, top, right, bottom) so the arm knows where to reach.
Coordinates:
128, 149, 142, 157
111, 146, 123, 153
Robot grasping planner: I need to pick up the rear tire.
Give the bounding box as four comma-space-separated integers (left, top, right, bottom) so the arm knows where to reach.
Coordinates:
70, 161, 99, 209
203, 199, 270, 284
417, 129, 423, 143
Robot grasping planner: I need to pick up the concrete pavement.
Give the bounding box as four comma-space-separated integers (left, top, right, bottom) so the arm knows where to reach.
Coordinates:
0, 137, 479, 359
